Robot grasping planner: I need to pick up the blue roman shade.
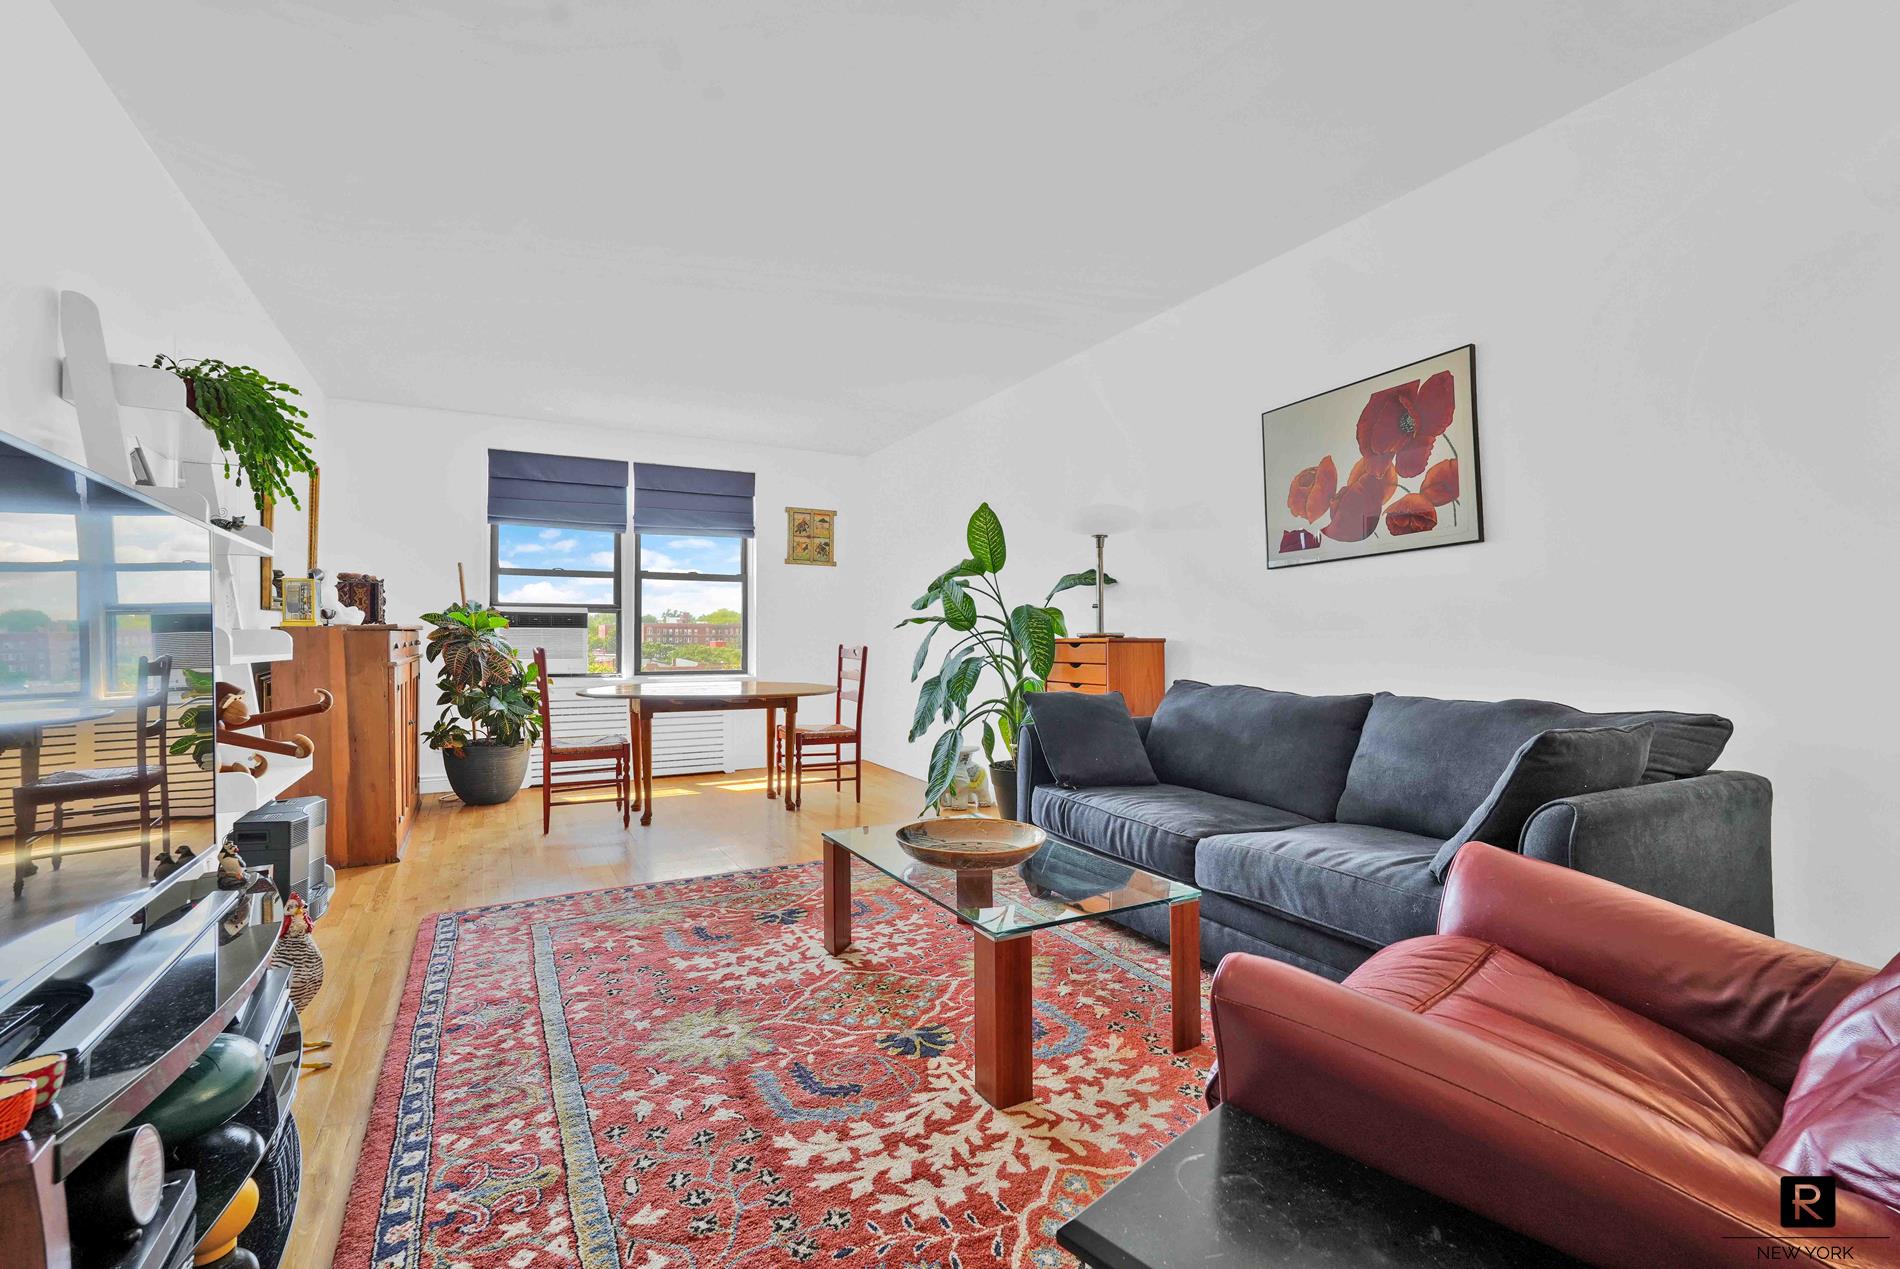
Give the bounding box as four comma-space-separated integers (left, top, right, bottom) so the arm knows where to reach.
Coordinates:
487, 448, 628, 532
632, 462, 756, 538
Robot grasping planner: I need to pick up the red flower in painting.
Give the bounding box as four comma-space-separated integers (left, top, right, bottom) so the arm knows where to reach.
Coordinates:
1279, 528, 1320, 553
1421, 458, 1459, 507
1321, 462, 1395, 543
1356, 371, 1456, 477
1345, 455, 1398, 508
1286, 457, 1337, 523
1385, 493, 1439, 535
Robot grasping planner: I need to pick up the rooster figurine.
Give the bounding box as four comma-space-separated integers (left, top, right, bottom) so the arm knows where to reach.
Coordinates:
268, 893, 332, 1072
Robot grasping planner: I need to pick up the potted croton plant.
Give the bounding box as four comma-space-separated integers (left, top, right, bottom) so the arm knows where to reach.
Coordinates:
421, 603, 544, 805
900, 503, 1111, 818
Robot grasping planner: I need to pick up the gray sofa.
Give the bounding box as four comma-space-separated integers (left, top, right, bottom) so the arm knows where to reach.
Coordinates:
1017, 680, 1773, 979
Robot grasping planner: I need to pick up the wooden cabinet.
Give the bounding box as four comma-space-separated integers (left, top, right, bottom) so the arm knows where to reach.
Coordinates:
1044, 636, 1167, 715
268, 625, 422, 868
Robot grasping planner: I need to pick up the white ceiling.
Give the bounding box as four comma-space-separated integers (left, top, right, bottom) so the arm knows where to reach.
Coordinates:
58, 1, 1788, 455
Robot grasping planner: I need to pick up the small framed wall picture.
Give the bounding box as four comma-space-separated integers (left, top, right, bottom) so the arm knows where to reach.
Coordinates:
786, 506, 836, 566
280, 576, 319, 626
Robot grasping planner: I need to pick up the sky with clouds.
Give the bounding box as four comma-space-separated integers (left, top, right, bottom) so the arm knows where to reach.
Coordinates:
495, 526, 743, 616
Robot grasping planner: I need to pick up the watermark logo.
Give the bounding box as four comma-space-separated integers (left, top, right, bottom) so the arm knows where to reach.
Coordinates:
1781, 1176, 1837, 1229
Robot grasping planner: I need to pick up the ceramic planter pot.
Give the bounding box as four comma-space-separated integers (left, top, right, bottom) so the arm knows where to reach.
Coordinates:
443, 741, 531, 806
988, 761, 1019, 821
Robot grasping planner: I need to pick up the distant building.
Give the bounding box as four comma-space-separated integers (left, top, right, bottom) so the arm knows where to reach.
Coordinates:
0, 628, 80, 685
642, 620, 739, 647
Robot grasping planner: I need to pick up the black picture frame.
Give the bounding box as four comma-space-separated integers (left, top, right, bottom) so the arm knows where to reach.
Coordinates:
1261, 343, 1483, 569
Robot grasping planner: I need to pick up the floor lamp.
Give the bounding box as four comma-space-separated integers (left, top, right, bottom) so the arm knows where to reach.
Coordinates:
1071, 503, 1140, 636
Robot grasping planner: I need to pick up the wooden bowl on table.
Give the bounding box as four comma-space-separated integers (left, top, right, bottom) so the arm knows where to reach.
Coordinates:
896, 818, 1047, 871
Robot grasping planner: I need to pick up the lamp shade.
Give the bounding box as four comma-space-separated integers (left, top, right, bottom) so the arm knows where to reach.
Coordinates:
1071, 502, 1141, 536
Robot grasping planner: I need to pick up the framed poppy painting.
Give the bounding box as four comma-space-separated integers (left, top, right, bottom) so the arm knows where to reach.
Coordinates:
1262, 343, 1482, 569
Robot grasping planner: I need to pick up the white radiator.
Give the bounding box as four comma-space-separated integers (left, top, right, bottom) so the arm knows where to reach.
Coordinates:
529, 683, 734, 783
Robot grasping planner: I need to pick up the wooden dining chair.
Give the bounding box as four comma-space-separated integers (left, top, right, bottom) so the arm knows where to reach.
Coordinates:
532, 648, 632, 833
12, 654, 172, 896
775, 644, 867, 801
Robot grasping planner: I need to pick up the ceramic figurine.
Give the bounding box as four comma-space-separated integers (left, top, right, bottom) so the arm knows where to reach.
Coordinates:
938, 744, 996, 811
270, 893, 331, 1072
217, 841, 249, 890
271, 893, 325, 1011
334, 571, 387, 624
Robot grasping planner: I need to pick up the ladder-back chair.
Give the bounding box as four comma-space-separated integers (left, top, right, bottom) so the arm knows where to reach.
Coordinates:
532, 647, 631, 833
776, 644, 866, 801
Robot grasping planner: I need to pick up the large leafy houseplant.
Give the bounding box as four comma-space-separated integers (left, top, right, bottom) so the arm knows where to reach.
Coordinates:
153, 355, 316, 509
420, 603, 544, 754
899, 503, 1110, 810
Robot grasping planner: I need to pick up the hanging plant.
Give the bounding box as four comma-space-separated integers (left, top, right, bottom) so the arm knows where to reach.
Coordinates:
152, 355, 316, 509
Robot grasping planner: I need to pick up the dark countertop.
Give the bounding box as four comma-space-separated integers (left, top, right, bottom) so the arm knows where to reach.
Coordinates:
1058, 1103, 1581, 1268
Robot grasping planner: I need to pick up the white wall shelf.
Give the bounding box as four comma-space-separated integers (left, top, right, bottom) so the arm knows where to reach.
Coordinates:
215, 753, 314, 826
214, 626, 293, 670
58, 357, 186, 412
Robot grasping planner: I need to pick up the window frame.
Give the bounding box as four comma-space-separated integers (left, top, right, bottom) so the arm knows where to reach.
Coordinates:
632, 532, 750, 677
489, 522, 624, 677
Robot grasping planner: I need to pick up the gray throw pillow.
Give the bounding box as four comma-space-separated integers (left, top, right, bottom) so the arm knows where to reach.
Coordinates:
1429, 724, 1652, 881
1026, 691, 1158, 788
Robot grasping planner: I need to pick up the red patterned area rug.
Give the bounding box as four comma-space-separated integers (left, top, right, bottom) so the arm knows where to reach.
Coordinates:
333, 861, 1213, 1269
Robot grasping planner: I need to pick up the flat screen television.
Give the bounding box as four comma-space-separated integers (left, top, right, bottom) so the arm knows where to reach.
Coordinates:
0, 432, 216, 1010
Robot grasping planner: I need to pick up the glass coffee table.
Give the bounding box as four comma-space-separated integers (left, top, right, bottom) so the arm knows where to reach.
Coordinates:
819, 821, 1203, 1110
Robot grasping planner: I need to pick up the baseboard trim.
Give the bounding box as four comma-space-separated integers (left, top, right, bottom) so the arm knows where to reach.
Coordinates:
419, 760, 912, 798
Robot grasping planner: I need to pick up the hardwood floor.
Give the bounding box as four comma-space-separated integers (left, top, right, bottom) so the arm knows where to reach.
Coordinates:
288, 761, 923, 1269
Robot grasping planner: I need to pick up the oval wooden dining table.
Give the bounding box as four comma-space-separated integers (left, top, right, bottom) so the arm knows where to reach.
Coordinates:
576, 679, 836, 825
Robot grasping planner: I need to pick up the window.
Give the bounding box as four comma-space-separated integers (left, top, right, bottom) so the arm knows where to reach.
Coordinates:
490, 522, 621, 674
634, 534, 747, 674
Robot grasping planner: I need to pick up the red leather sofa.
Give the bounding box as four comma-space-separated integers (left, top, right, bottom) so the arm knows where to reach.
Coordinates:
1208, 841, 1900, 1267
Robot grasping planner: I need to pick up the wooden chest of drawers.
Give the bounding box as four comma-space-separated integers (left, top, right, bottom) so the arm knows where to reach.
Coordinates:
1044, 636, 1167, 715
268, 625, 422, 868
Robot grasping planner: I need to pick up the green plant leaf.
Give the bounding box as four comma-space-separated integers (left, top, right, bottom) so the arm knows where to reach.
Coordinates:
1043, 606, 1067, 637
909, 674, 944, 742
910, 621, 940, 681
911, 559, 984, 610
1043, 569, 1118, 605
966, 503, 1007, 572
940, 579, 977, 631
1008, 604, 1055, 679
944, 655, 983, 717
923, 728, 962, 810
980, 719, 997, 762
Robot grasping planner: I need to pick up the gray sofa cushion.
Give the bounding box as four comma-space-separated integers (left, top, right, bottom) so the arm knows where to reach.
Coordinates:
1336, 693, 1730, 839
1588, 710, 1732, 784
1142, 680, 1375, 821
1031, 783, 1311, 881
1195, 823, 1444, 950
1428, 724, 1653, 880
1025, 690, 1157, 787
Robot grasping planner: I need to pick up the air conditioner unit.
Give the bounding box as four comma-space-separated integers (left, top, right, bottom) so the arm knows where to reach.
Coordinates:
499, 608, 589, 675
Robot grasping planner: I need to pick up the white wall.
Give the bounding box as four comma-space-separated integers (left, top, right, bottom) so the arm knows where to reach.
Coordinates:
1, 0, 325, 566
317, 400, 866, 788
857, 0, 1900, 964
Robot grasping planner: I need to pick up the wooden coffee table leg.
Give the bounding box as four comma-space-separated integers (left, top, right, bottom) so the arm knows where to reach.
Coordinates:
1170, 898, 1202, 1052
974, 932, 1034, 1109
822, 838, 851, 955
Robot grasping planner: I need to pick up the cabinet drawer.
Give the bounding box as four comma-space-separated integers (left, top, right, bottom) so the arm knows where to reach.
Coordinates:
1042, 680, 1108, 696
1053, 640, 1107, 664
1047, 662, 1109, 687
388, 628, 422, 662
